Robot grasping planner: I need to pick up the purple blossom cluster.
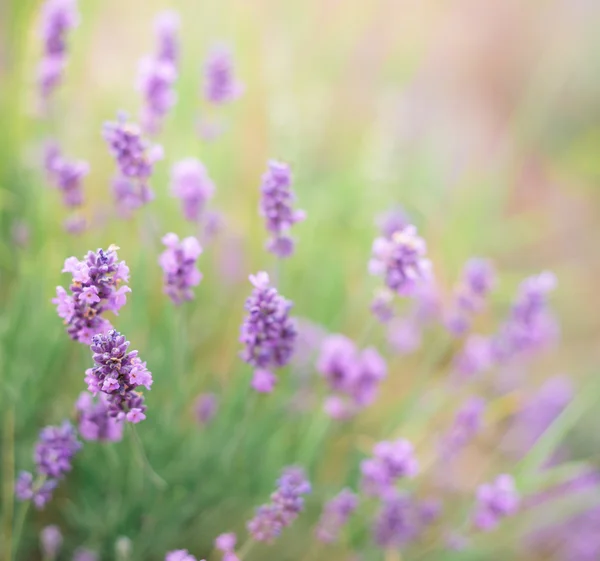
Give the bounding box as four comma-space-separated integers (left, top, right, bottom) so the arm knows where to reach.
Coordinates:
37, 0, 79, 105
439, 397, 486, 459
195, 393, 218, 426
44, 142, 88, 209
203, 45, 243, 105
52, 246, 131, 344
247, 466, 311, 543
165, 550, 200, 561
240, 272, 297, 393
315, 489, 358, 543
155, 11, 180, 65
361, 439, 419, 497
15, 421, 81, 509
214, 533, 239, 561
85, 330, 153, 423
473, 474, 519, 530
170, 159, 216, 223
103, 113, 164, 213
317, 334, 387, 419
445, 258, 495, 336
158, 233, 203, 305
373, 493, 441, 548
75, 391, 124, 442
40, 525, 63, 559
259, 160, 306, 258
369, 225, 431, 296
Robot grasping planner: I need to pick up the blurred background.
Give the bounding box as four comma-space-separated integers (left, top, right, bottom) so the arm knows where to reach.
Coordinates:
1, 0, 600, 559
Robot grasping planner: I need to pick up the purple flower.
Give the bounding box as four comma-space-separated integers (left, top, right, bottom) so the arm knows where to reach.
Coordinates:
159, 233, 203, 305
87, 330, 153, 422
445, 258, 495, 336
73, 549, 99, 561
259, 160, 306, 258
247, 466, 311, 543
154, 10, 180, 65
203, 44, 243, 105
369, 225, 431, 296
387, 317, 422, 355
376, 208, 409, 239
239, 272, 297, 387
371, 289, 395, 323
44, 142, 89, 208
317, 335, 357, 393
137, 56, 177, 134
195, 393, 218, 425
473, 474, 519, 530
439, 397, 486, 459
53, 245, 131, 344
75, 391, 124, 442
251, 369, 277, 393
373, 493, 440, 548
37, 0, 79, 103
170, 159, 215, 222
361, 439, 419, 497
112, 175, 154, 217
103, 113, 163, 212
40, 525, 63, 559
214, 533, 237, 552
453, 335, 493, 380
165, 551, 198, 561
315, 489, 358, 543
15, 471, 35, 501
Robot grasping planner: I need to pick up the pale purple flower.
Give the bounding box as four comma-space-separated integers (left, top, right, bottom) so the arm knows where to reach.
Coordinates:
453, 335, 493, 380
369, 225, 431, 296
473, 474, 519, 530
203, 45, 243, 104
44, 142, 88, 208
439, 397, 486, 459
15, 471, 35, 502
240, 272, 296, 386
75, 391, 124, 442
387, 318, 422, 355
88, 330, 153, 422
103, 113, 163, 213
315, 489, 358, 543
112, 175, 154, 217
195, 393, 218, 425
376, 207, 409, 239
73, 548, 99, 561
155, 10, 180, 65
247, 466, 311, 543
53, 245, 131, 344
165, 552, 197, 561
170, 159, 215, 222
371, 288, 395, 323
137, 55, 177, 134
251, 369, 277, 393
40, 525, 63, 559
361, 439, 419, 497
159, 233, 203, 304
445, 258, 495, 336
214, 533, 237, 552
37, 0, 79, 103
259, 160, 305, 258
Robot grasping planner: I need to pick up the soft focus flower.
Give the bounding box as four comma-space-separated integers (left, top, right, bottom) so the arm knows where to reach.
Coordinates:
376, 207, 409, 239
369, 225, 431, 296
453, 335, 493, 379
40, 525, 63, 559
87, 330, 153, 422
247, 466, 311, 543
75, 391, 124, 442
214, 533, 237, 552
154, 10, 180, 64
371, 288, 395, 323
361, 439, 419, 497
240, 272, 296, 388
112, 175, 154, 217
387, 317, 422, 355
63, 214, 86, 234
439, 397, 486, 459
445, 258, 495, 336
251, 369, 277, 393
195, 393, 218, 425
73, 548, 99, 561
473, 474, 519, 530
203, 45, 243, 104
259, 160, 306, 258
315, 489, 358, 543
44, 142, 89, 208
159, 233, 203, 304
170, 159, 215, 222
165, 551, 197, 561
37, 0, 79, 104
53, 245, 131, 344
137, 56, 177, 134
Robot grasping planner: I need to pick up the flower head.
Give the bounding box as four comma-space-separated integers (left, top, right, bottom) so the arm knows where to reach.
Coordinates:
155, 10, 180, 65
473, 474, 519, 530
259, 160, 305, 258
203, 44, 243, 104
40, 525, 63, 559
195, 393, 218, 425
440, 397, 486, 459
315, 489, 358, 543
75, 391, 124, 442
137, 56, 177, 134
159, 233, 203, 304
44, 142, 88, 208
170, 158, 215, 222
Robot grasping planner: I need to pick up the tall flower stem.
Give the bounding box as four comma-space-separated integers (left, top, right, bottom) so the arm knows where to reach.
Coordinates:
129, 425, 166, 490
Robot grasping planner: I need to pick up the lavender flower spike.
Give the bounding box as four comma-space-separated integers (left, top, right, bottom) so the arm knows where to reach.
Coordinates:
75, 391, 124, 442
37, 0, 79, 104
170, 158, 215, 222
53, 245, 131, 344
137, 55, 177, 134
40, 525, 63, 559
87, 330, 153, 423
44, 142, 89, 208
203, 44, 244, 105
159, 233, 203, 305
165, 551, 199, 561
369, 224, 431, 296
439, 397, 486, 459
154, 10, 180, 65
240, 272, 297, 392
247, 466, 311, 543
315, 489, 358, 543
259, 160, 306, 258
473, 474, 519, 530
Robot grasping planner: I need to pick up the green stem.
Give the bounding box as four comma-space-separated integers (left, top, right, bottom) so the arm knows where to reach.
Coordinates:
237, 539, 255, 560
10, 500, 30, 561
129, 425, 167, 490
2, 406, 15, 561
